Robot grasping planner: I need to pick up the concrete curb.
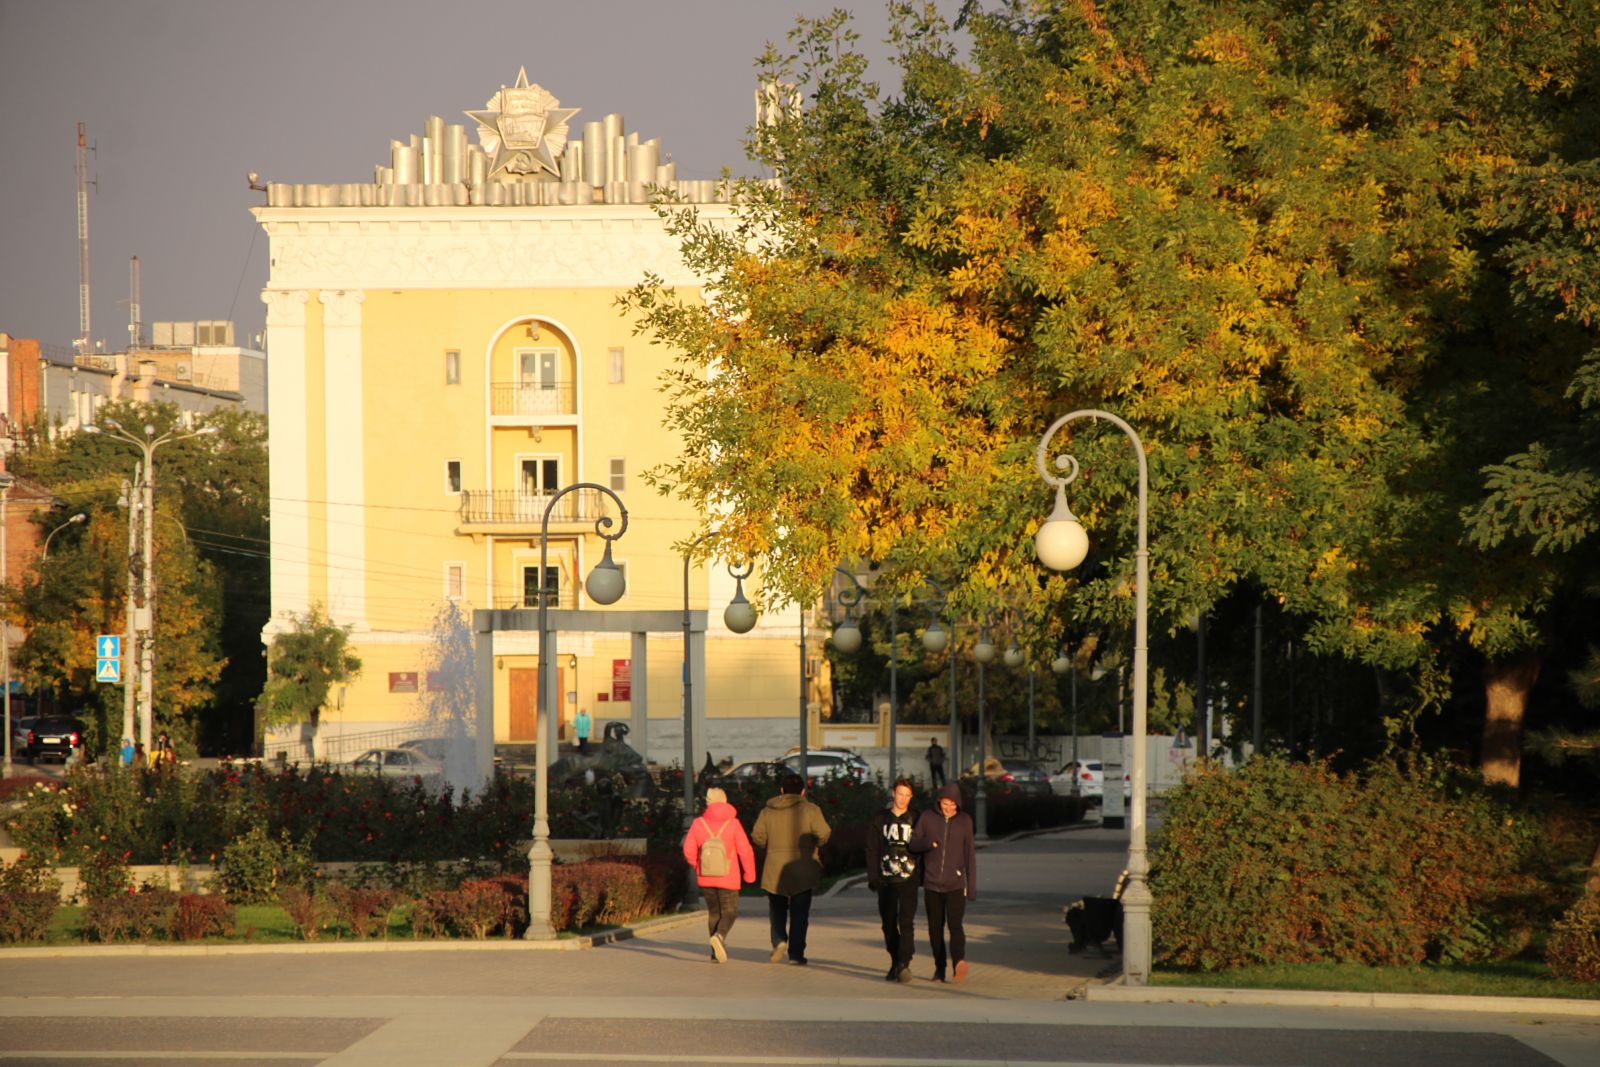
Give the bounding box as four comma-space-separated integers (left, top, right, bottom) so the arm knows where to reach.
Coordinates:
0, 907, 707, 960
1084, 983, 1600, 1018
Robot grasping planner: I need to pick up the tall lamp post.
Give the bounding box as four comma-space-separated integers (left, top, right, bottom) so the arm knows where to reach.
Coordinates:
888, 578, 947, 784
525, 482, 627, 940
1050, 646, 1077, 775
971, 620, 995, 839
84, 419, 216, 754
0, 471, 12, 779
1001, 621, 1034, 767
682, 547, 758, 907
1034, 408, 1152, 986
832, 571, 948, 783
826, 568, 866, 779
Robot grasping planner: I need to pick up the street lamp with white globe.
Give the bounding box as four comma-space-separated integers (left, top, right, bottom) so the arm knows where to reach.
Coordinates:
526, 482, 628, 941
1034, 409, 1152, 987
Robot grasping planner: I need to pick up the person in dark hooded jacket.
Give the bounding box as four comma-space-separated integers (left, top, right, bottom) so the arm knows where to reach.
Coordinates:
865, 778, 922, 982
909, 782, 976, 982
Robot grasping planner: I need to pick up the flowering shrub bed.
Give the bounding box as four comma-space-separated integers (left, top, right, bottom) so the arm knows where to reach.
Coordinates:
0, 856, 60, 943
4, 764, 686, 868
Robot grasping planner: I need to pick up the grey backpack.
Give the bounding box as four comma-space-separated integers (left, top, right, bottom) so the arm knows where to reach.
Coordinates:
697, 818, 731, 878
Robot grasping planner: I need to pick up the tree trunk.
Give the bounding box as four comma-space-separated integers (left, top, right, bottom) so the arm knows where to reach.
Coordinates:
1481, 653, 1541, 788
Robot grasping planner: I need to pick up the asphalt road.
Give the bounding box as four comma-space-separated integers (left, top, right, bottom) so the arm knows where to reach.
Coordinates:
0, 827, 1594, 1066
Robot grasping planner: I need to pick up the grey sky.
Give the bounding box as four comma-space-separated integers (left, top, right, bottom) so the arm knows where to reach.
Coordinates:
0, 0, 917, 350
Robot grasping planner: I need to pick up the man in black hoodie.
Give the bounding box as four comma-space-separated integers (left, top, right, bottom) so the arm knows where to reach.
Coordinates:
910, 782, 977, 983
865, 778, 921, 982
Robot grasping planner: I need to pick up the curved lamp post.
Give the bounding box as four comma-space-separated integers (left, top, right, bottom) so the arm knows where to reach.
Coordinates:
42, 513, 88, 560
829, 567, 865, 655
527, 482, 627, 940
681, 547, 759, 906
1035, 409, 1151, 987
891, 577, 947, 784
84, 419, 217, 754
971, 618, 996, 837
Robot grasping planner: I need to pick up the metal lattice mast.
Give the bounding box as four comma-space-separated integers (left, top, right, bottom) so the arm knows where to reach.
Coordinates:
128, 257, 140, 349
76, 122, 92, 353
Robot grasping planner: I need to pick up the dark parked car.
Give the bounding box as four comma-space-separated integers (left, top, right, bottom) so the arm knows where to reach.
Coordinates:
24, 716, 85, 764
962, 757, 1052, 795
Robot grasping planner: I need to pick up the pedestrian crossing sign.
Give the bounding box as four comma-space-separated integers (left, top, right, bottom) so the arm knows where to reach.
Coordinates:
96, 658, 121, 683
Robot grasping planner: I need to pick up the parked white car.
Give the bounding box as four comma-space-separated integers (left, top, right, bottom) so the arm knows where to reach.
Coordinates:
781, 748, 870, 782
343, 747, 444, 782
1051, 760, 1104, 799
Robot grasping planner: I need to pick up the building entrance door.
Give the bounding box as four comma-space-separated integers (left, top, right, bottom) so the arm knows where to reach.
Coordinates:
508, 665, 564, 743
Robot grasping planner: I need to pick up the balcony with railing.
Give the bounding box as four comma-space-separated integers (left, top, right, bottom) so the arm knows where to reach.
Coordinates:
491, 381, 576, 419
458, 488, 616, 531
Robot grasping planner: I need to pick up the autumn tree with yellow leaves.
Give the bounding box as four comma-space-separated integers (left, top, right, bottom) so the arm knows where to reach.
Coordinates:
627, 1, 1599, 783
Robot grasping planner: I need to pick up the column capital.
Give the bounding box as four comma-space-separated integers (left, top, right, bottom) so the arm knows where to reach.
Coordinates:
318, 289, 366, 327
261, 289, 310, 327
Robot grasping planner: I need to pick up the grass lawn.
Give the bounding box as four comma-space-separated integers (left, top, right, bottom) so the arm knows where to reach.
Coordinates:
1154, 959, 1599, 1000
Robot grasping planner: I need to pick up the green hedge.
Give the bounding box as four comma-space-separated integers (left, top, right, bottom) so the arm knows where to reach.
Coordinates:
1151, 756, 1538, 970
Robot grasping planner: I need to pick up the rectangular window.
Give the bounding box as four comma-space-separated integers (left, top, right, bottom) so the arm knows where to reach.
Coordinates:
609, 458, 625, 492
520, 457, 559, 496
522, 565, 561, 608
444, 350, 461, 385
445, 460, 462, 494
608, 347, 624, 384
445, 562, 465, 601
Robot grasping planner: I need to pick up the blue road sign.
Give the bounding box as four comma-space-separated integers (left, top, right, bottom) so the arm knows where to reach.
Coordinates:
97, 634, 121, 659
96, 658, 122, 683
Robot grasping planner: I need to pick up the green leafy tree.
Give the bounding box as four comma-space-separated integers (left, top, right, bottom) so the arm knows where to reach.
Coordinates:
626, 0, 1598, 778
11, 501, 224, 754
257, 606, 362, 732
10, 400, 268, 752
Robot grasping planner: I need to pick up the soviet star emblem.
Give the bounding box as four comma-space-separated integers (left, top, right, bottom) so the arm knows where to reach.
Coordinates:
466, 67, 580, 180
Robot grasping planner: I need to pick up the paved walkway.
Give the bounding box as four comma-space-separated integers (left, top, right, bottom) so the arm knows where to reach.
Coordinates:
1, 824, 1596, 1066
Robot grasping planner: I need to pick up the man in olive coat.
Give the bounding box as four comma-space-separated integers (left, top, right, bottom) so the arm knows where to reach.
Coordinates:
751, 772, 832, 965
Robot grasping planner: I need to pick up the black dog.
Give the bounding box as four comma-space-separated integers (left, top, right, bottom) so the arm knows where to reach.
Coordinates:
1064, 896, 1123, 956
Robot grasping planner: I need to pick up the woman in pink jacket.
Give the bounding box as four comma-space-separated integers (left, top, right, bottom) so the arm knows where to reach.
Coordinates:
682, 786, 758, 963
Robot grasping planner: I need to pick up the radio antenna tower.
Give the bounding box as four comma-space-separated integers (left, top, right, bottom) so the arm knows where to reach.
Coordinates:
129, 256, 141, 348
75, 122, 96, 354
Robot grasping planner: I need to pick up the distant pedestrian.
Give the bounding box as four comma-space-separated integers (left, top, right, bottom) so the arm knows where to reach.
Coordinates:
925, 740, 946, 788
752, 773, 831, 966
911, 783, 976, 983
132, 741, 147, 769
120, 738, 134, 767
866, 778, 921, 982
681, 786, 757, 963
574, 709, 592, 755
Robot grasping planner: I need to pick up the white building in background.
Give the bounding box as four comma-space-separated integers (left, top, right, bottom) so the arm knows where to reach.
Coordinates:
37, 320, 265, 432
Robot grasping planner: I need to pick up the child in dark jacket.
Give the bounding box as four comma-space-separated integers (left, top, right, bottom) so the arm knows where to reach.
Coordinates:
910, 782, 976, 982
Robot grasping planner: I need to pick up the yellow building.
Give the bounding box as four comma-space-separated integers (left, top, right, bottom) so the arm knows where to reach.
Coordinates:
253, 70, 823, 768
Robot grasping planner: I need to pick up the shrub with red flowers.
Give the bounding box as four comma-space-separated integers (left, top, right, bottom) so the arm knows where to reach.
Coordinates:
0, 854, 61, 943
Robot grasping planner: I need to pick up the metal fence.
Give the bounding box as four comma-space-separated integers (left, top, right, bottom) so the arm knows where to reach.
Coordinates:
457, 487, 614, 525
490, 382, 575, 417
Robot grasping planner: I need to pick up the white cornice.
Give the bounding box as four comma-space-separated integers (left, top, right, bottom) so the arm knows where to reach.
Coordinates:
254, 204, 735, 291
